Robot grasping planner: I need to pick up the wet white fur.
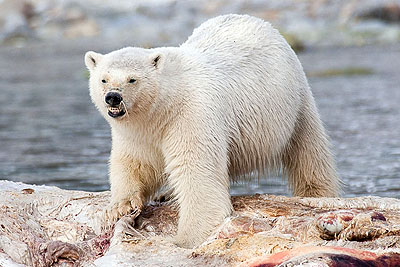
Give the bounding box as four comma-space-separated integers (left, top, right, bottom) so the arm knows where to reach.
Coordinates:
85, 14, 340, 248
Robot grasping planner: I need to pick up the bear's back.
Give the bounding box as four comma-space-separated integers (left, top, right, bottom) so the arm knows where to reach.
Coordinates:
181, 14, 287, 57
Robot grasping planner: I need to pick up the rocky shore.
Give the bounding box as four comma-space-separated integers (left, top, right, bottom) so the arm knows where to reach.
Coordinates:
1, 0, 400, 48
1, 180, 399, 266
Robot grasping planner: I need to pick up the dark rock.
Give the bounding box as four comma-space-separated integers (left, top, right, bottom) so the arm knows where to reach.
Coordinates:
358, 3, 400, 23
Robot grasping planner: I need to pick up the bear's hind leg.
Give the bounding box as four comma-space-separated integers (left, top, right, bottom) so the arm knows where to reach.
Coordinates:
282, 101, 340, 197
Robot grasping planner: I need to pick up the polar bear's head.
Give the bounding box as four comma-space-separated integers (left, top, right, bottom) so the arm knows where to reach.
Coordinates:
85, 47, 164, 121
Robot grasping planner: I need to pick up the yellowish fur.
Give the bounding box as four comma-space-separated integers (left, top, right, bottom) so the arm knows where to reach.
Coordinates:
84, 14, 340, 248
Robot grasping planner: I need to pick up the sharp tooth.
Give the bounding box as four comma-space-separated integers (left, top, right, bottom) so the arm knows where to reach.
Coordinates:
108, 105, 123, 114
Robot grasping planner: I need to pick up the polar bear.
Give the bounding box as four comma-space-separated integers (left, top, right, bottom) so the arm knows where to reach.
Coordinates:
84, 14, 340, 248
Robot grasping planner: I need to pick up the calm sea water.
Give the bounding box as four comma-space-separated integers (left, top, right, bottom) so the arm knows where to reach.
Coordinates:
0, 40, 399, 198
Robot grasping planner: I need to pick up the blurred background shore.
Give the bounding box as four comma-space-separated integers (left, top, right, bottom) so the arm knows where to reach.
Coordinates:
0, 0, 399, 198
2, 0, 400, 48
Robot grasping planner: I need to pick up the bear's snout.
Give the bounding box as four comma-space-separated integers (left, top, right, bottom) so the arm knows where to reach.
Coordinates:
105, 92, 122, 106
104, 91, 126, 118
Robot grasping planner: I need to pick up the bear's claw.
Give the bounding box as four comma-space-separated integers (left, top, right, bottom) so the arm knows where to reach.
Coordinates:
102, 199, 142, 231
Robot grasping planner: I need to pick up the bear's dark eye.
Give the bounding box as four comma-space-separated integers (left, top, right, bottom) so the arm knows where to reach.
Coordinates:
101, 79, 107, 84
128, 78, 136, 84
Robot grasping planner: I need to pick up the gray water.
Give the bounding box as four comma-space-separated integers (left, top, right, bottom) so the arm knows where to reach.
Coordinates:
0, 40, 399, 198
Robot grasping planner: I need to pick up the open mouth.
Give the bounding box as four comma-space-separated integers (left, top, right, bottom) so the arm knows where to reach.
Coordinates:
107, 104, 126, 118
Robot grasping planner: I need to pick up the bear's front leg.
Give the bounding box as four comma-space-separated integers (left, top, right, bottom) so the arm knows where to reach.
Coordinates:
104, 150, 157, 227
163, 122, 232, 248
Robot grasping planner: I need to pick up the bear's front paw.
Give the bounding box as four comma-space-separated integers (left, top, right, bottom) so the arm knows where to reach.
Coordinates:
102, 199, 142, 230
174, 233, 202, 249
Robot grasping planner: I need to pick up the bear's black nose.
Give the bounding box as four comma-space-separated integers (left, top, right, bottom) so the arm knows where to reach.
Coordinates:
105, 92, 122, 106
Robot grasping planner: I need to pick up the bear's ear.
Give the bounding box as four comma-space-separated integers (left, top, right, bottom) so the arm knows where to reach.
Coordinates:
149, 52, 163, 69
85, 51, 103, 71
